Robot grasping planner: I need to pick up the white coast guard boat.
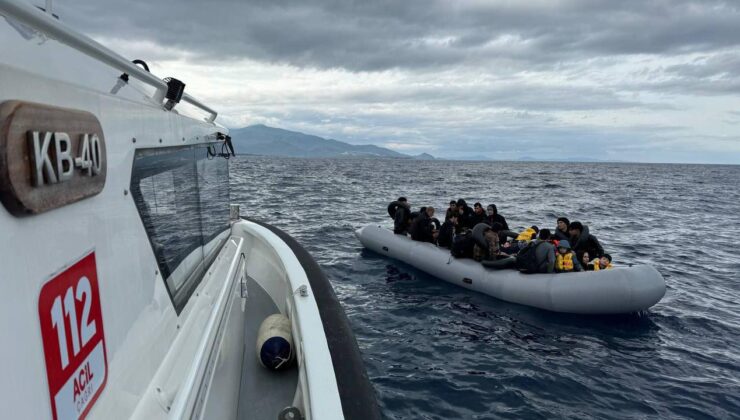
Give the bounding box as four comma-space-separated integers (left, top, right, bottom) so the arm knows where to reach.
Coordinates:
0, 1, 379, 419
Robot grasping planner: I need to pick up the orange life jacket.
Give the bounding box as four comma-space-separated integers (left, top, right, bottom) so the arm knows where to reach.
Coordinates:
590, 259, 613, 271
556, 252, 575, 271
516, 227, 537, 242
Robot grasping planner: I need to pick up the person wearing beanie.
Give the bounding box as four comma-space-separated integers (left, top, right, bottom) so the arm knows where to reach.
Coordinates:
554, 217, 570, 241
555, 239, 582, 272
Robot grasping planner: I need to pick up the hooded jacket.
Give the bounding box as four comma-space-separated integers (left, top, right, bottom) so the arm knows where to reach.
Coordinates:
457, 206, 474, 229
570, 225, 604, 261
553, 227, 570, 241
485, 205, 509, 243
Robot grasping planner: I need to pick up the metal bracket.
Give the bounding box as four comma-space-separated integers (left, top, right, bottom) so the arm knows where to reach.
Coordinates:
278, 406, 303, 420
294, 285, 308, 297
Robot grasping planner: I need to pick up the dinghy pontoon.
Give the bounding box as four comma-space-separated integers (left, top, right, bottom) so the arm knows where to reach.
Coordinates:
356, 224, 666, 314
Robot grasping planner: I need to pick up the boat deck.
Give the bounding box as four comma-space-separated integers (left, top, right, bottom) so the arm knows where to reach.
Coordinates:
237, 277, 298, 420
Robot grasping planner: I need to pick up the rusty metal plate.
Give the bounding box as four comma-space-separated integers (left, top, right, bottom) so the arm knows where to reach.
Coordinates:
0, 101, 107, 216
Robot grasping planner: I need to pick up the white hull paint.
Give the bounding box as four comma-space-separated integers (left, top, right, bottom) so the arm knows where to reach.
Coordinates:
356, 224, 666, 314
0, 2, 352, 418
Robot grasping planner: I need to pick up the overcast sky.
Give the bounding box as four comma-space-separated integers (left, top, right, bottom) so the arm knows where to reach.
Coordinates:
59, 0, 739, 163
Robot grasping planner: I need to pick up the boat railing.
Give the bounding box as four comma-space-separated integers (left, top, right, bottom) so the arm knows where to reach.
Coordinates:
0, 0, 218, 123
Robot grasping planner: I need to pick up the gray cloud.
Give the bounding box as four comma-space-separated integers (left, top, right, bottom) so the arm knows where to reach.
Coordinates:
50, 0, 740, 163
59, 0, 740, 72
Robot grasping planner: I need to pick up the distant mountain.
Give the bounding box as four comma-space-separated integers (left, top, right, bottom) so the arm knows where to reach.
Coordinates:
516, 156, 622, 163
229, 124, 425, 159
412, 153, 436, 160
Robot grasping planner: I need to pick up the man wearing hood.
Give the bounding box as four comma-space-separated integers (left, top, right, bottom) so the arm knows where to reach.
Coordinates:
485, 204, 510, 243
456, 199, 474, 229
568, 221, 604, 261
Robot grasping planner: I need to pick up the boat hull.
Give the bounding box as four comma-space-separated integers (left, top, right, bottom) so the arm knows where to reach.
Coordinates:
356, 224, 666, 314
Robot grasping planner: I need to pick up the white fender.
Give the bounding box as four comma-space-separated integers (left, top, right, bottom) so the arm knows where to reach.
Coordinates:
256, 314, 294, 370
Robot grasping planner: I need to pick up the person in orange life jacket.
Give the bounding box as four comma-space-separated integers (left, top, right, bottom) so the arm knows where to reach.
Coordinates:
470, 202, 488, 226
555, 240, 582, 272
568, 221, 604, 262
444, 200, 457, 222
590, 254, 613, 271
554, 217, 570, 241
501, 225, 538, 255
516, 226, 539, 242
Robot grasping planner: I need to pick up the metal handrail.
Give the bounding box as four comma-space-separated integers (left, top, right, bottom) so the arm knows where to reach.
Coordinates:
0, 0, 218, 123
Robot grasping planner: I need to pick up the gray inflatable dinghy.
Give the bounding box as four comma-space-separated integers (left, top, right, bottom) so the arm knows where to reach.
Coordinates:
356, 224, 666, 314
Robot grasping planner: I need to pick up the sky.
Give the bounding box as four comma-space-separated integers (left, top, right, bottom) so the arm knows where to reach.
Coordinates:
58, 0, 740, 163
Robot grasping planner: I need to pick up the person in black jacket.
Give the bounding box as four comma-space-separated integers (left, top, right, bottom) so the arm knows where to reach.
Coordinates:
437, 214, 459, 249
444, 200, 458, 222
553, 217, 570, 241
568, 221, 604, 261
456, 199, 473, 229
469, 202, 488, 226
410, 206, 438, 243
485, 204, 509, 243
389, 197, 411, 235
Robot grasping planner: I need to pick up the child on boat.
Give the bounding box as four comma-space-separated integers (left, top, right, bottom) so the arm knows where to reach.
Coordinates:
589, 254, 613, 271
555, 240, 582, 272
582, 251, 592, 270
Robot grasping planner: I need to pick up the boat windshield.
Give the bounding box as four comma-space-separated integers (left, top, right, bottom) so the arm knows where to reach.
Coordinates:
130, 145, 230, 312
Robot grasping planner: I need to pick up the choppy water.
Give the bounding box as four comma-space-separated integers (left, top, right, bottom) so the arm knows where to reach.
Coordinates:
230, 157, 740, 419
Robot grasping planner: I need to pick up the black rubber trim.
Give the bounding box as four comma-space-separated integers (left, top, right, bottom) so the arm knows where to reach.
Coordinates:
245, 218, 381, 420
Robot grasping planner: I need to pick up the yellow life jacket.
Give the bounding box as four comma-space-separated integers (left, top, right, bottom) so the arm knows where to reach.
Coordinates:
590, 259, 613, 271
556, 252, 575, 271
516, 227, 537, 242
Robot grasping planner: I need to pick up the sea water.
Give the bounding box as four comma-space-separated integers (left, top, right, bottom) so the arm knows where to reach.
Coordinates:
231, 157, 740, 419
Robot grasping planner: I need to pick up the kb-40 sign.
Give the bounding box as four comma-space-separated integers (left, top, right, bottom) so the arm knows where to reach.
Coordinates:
0, 101, 107, 216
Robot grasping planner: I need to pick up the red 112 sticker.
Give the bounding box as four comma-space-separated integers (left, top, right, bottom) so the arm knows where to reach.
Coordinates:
38, 251, 108, 420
